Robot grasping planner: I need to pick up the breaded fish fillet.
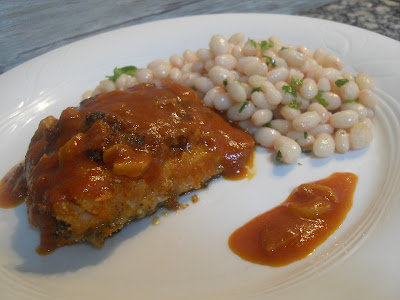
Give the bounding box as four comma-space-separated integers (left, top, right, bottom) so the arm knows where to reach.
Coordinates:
23, 83, 254, 253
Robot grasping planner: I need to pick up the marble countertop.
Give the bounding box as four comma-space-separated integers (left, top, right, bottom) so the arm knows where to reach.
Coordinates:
0, 0, 398, 74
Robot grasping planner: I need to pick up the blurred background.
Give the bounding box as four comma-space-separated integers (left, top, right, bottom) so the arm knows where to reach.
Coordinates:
0, 0, 399, 74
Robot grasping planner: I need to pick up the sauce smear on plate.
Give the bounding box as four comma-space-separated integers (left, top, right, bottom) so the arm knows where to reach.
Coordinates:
0, 162, 26, 208
229, 172, 358, 266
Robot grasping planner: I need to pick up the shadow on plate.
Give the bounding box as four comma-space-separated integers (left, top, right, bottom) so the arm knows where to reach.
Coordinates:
11, 203, 153, 274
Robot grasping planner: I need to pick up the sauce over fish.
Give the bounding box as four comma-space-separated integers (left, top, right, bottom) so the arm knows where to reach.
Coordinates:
0, 83, 255, 254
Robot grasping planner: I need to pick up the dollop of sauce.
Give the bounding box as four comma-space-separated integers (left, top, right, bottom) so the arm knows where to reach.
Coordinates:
0, 162, 27, 208
228, 172, 358, 267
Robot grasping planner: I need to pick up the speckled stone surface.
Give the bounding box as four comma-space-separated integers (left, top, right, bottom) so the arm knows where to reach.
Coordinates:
301, 0, 400, 41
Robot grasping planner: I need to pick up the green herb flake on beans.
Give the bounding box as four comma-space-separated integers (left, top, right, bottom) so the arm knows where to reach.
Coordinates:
106, 66, 137, 82
335, 78, 349, 87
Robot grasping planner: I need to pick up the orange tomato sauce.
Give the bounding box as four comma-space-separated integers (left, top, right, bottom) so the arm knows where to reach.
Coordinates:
229, 172, 358, 267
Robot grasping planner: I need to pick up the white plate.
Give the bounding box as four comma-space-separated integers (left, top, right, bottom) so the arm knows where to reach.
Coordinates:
1, 14, 400, 300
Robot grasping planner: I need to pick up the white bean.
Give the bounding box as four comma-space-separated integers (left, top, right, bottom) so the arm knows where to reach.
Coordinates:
356, 72, 375, 90
320, 54, 343, 70
359, 89, 378, 108
254, 127, 281, 148
266, 67, 289, 83
292, 111, 321, 132
279, 48, 306, 67
194, 77, 214, 93
261, 82, 282, 106
299, 78, 318, 100
319, 91, 341, 110
208, 66, 232, 87
232, 45, 244, 59
307, 102, 330, 123
286, 131, 315, 148
251, 109, 273, 126
297, 45, 313, 57
226, 101, 256, 121
349, 123, 373, 150
191, 60, 204, 73
243, 61, 268, 76
180, 72, 200, 87
308, 123, 334, 136
340, 80, 360, 101
169, 55, 184, 68
242, 40, 259, 56
115, 74, 130, 90
280, 105, 300, 121
340, 102, 367, 121
270, 119, 292, 135
169, 67, 182, 82
209, 34, 230, 56
273, 136, 301, 164
203, 86, 224, 107
313, 48, 329, 60
317, 77, 331, 91
248, 75, 267, 88
237, 57, 261, 73
196, 48, 212, 61
334, 129, 350, 153
228, 32, 245, 45
315, 68, 341, 81
313, 133, 335, 158
135, 68, 154, 83
251, 91, 269, 109
215, 54, 237, 70
226, 77, 247, 103
183, 50, 197, 63
330, 110, 359, 129
213, 93, 234, 111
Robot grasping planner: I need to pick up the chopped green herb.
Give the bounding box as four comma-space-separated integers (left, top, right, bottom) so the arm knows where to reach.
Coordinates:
248, 39, 258, 48
263, 56, 276, 68
342, 98, 360, 104
315, 91, 329, 107
260, 40, 274, 50
276, 150, 283, 162
264, 121, 272, 128
289, 99, 302, 110
251, 87, 261, 94
291, 78, 304, 87
239, 101, 249, 113
191, 85, 197, 91
106, 66, 137, 82
302, 149, 312, 153
297, 162, 302, 166
223, 79, 228, 87
281, 46, 289, 51
282, 85, 296, 97
335, 78, 349, 87
304, 132, 309, 139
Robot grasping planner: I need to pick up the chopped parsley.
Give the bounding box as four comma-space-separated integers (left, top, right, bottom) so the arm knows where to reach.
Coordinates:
191, 85, 198, 91
297, 162, 303, 166
315, 91, 329, 107
248, 39, 275, 50
262, 56, 276, 68
282, 78, 304, 98
251, 87, 261, 94
106, 66, 137, 82
276, 150, 283, 162
304, 132, 309, 139
264, 121, 272, 128
248, 39, 258, 48
289, 99, 302, 110
239, 101, 249, 113
223, 79, 228, 87
281, 46, 289, 51
334, 78, 349, 87
302, 149, 312, 153
342, 98, 359, 104
260, 40, 274, 50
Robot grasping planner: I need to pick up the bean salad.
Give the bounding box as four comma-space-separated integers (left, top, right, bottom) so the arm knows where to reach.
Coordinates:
83, 33, 377, 164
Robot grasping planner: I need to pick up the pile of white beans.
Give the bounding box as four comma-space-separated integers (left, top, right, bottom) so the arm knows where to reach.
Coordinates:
83, 33, 377, 164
